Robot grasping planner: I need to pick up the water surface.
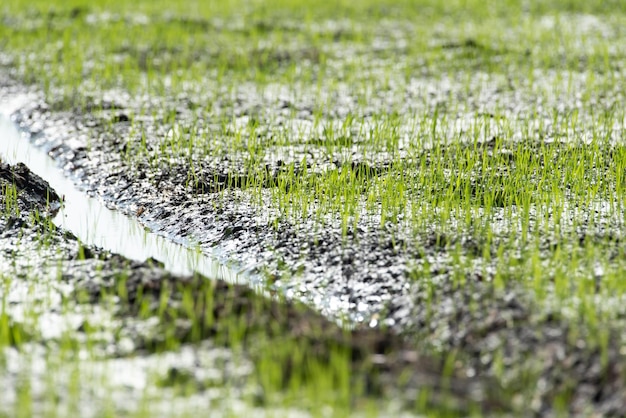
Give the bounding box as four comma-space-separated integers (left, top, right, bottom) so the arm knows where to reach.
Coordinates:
0, 108, 241, 282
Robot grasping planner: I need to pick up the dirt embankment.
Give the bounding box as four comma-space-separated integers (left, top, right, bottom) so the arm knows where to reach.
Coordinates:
0, 156, 502, 414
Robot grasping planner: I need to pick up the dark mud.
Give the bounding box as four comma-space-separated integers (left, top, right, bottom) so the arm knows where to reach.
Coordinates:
0, 158, 502, 415
0, 162, 60, 214
3, 59, 626, 416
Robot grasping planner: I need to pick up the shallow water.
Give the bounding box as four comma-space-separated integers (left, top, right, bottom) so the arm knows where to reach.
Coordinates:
0, 111, 242, 282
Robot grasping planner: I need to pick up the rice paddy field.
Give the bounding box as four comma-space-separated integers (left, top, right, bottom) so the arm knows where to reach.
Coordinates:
2, 0, 626, 416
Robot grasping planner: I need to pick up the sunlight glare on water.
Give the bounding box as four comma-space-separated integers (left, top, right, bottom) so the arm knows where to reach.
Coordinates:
0, 107, 240, 283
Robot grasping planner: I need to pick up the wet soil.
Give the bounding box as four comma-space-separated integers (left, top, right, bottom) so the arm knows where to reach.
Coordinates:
2, 57, 626, 415
0, 157, 502, 415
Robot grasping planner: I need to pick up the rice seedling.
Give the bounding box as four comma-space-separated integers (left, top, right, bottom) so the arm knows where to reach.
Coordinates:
2, 0, 626, 415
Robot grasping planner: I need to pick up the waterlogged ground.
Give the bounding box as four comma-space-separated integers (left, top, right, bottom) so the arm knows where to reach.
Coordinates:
0, 159, 480, 416
2, 0, 626, 416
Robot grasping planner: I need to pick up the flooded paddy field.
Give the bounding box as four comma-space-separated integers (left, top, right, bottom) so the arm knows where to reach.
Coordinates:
2, 0, 626, 416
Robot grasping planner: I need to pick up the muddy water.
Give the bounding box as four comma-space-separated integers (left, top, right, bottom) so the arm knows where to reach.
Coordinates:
0, 113, 244, 283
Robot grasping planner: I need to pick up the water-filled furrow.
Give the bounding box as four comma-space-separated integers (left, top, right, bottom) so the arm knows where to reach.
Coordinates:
0, 107, 244, 283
